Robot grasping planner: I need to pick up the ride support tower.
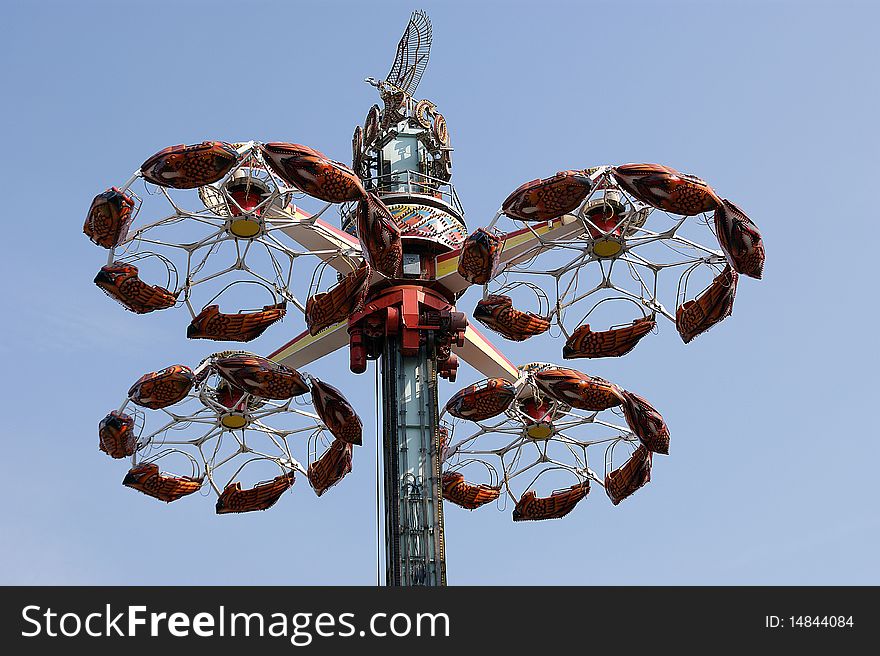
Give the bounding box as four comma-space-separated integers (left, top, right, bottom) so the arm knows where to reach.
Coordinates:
341, 80, 466, 586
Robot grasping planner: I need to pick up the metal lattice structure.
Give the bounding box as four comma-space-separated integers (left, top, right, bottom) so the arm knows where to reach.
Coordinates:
99, 352, 361, 511
87, 141, 362, 343
441, 363, 662, 516
478, 166, 737, 354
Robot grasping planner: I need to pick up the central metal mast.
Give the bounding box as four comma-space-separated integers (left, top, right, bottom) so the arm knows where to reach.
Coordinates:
343, 10, 464, 586
381, 340, 446, 586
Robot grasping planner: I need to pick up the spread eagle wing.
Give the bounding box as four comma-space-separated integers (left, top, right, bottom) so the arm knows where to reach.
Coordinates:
384, 10, 432, 97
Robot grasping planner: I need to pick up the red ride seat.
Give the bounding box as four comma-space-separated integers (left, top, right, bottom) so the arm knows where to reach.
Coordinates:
714, 199, 765, 279
457, 228, 502, 285
355, 193, 403, 278
128, 365, 194, 410
310, 379, 363, 446
122, 463, 202, 503
473, 294, 550, 342
620, 390, 670, 455
305, 263, 371, 336
83, 188, 135, 249
215, 472, 295, 514
512, 481, 590, 521
187, 302, 287, 342
307, 439, 353, 497
563, 317, 656, 359
675, 265, 737, 343
533, 368, 623, 411
502, 170, 593, 222
94, 262, 178, 314
444, 378, 517, 421
261, 142, 366, 203
213, 353, 309, 399
605, 445, 652, 505
98, 411, 136, 459
140, 141, 239, 189
612, 163, 720, 216
441, 471, 500, 510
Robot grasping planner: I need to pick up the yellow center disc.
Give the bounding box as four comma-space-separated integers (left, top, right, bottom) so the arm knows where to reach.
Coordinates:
593, 239, 623, 258
527, 423, 554, 440
229, 218, 261, 238
221, 414, 248, 429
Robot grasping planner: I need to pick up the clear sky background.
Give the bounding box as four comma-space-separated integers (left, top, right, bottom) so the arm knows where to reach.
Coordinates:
1, 0, 877, 585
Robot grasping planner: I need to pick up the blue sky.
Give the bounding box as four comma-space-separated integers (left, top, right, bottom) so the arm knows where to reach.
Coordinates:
0, 0, 877, 585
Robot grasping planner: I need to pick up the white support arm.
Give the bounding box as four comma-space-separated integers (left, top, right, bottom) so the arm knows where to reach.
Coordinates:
269, 205, 364, 273
268, 321, 349, 369
452, 324, 520, 382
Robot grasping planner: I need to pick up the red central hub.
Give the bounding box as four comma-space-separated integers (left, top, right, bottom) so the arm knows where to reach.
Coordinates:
519, 397, 556, 439
228, 185, 265, 216
521, 398, 552, 422
585, 206, 623, 239
217, 383, 249, 411
347, 284, 466, 381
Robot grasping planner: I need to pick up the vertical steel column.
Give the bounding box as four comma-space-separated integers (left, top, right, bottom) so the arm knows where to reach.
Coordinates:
381, 338, 447, 586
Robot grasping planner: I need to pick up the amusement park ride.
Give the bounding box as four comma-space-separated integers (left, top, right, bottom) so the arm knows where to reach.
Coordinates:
85, 12, 764, 586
